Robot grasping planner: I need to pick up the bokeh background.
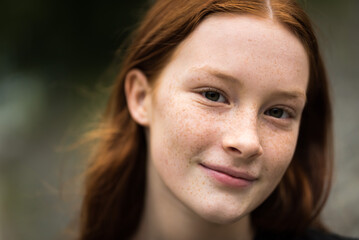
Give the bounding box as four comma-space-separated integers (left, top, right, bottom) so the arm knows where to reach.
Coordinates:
0, 0, 358, 239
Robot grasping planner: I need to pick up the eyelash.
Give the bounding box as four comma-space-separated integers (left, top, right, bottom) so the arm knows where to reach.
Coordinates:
198, 88, 295, 119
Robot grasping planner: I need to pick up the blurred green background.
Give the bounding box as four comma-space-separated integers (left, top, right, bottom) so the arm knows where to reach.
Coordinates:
0, 0, 358, 239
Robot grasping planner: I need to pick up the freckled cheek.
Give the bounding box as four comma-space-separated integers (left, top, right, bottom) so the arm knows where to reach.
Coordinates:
161, 99, 217, 143
261, 129, 298, 176
150, 99, 217, 178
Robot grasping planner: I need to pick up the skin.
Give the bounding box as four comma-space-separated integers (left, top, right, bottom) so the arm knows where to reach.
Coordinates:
127, 14, 309, 240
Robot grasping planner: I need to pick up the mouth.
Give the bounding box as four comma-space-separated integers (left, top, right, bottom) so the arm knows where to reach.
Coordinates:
199, 163, 257, 188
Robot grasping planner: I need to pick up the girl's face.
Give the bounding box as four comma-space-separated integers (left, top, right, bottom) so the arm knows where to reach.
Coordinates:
146, 14, 309, 224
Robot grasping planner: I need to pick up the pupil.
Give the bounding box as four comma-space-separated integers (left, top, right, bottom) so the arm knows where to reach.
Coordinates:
205, 91, 220, 101
270, 108, 283, 118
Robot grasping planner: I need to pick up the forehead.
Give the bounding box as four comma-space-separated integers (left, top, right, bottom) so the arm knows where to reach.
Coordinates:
161, 13, 309, 92
178, 13, 308, 61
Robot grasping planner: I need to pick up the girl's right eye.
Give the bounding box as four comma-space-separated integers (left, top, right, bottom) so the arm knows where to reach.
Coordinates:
202, 90, 227, 103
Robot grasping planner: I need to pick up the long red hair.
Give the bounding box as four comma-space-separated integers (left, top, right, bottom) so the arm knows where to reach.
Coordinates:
79, 0, 333, 239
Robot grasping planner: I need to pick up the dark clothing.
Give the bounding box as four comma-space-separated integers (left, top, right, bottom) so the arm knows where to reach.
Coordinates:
255, 229, 358, 240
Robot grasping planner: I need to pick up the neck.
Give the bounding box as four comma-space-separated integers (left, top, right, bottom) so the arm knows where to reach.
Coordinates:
133, 162, 254, 240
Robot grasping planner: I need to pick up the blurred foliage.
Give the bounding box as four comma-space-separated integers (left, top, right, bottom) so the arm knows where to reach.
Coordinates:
0, 0, 148, 83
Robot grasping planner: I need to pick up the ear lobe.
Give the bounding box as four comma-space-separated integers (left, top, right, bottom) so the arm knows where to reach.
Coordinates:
125, 69, 151, 126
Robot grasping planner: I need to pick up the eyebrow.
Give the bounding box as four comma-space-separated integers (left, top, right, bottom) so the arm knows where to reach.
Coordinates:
198, 66, 242, 87
272, 90, 307, 103
193, 66, 307, 102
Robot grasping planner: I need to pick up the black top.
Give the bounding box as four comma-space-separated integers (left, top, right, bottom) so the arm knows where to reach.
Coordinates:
255, 229, 358, 240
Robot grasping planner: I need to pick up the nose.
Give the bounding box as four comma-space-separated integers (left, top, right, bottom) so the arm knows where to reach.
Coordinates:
222, 114, 263, 160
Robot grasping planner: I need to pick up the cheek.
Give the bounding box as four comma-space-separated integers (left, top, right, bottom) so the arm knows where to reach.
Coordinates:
261, 127, 299, 182
148, 92, 216, 181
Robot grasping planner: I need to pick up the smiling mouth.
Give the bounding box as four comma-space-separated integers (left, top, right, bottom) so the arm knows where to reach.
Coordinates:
200, 163, 257, 188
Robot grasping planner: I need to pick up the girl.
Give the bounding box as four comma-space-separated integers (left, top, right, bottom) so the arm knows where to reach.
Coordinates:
79, 0, 356, 239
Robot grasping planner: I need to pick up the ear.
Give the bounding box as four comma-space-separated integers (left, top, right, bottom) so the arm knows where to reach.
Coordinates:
125, 69, 151, 126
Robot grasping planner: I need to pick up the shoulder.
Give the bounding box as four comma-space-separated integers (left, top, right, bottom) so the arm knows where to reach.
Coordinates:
299, 229, 358, 240
255, 229, 358, 240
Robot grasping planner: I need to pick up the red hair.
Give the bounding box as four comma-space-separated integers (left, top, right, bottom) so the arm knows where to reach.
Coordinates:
79, 0, 333, 239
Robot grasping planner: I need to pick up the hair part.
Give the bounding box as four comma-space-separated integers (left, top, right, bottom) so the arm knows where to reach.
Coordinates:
79, 0, 333, 239
265, 0, 274, 19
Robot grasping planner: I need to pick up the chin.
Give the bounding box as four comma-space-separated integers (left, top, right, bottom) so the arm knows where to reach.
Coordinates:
195, 204, 248, 225
200, 212, 246, 225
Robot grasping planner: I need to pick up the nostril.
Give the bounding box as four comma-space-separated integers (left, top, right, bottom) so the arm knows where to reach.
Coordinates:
229, 147, 241, 154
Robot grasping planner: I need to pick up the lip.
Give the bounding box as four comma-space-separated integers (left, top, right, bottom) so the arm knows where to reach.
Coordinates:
200, 163, 258, 188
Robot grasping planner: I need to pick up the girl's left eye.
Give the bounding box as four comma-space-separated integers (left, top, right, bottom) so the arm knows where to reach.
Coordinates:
202, 91, 227, 103
264, 108, 290, 119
